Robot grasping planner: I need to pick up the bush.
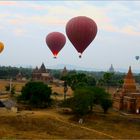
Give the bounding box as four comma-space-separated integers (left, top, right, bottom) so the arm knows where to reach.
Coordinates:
5, 84, 10, 91
20, 81, 52, 108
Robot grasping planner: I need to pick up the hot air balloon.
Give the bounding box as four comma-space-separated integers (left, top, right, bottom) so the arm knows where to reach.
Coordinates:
135, 56, 139, 61
66, 16, 97, 58
0, 41, 4, 53
46, 32, 66, 58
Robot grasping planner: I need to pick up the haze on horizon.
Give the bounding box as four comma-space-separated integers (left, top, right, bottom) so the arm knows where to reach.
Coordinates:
0, 1, 140, 72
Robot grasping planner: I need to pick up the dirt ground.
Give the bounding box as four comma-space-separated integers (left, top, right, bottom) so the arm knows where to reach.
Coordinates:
0, 80, 140, 139
0, 107, 140, 139
0, 108, 111, 139
0, 80, 73, 96
0, 80, 25, 92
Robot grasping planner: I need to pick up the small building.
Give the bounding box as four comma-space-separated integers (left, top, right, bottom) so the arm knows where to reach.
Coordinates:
113, 66, 140, 114
32, 63, 53, 84
16, 72, 22, 81
16, 72, 27, 82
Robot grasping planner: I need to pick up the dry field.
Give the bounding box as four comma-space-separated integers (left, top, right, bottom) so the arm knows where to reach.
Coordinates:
83, 111, 140, 139
50, 84, 73, 96
0, 80, 140, 139
0, 108, 111, 139
0, 80, 73, 96
0, 80, 26, 92
0, 107, 140, 139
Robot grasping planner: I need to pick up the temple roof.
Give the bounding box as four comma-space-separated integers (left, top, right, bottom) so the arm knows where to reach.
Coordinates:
39, 63, 46, 73
122, 66, 136, 93
35, 66, 38, 70
32, 66, 38, 73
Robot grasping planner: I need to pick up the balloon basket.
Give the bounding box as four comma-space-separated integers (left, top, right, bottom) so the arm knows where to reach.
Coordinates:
79, 55, 82, 58
53, 56, 57, 59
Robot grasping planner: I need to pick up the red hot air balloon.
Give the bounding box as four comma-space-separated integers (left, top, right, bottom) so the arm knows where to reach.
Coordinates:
66, 16, 98, 58
46, 32, 66, 58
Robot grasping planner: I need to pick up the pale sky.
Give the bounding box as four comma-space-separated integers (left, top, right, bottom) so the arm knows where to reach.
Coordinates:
0, 1, 140, 71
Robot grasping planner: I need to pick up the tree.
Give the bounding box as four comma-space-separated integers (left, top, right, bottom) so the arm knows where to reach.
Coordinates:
20, 81, 52, 108
61, 87, 94, 116
62, 86, 112, 116
97, 79, 104, 87
5, 84, 16, 95
117, 79, 124, 88
91, 87, 112, 114
101, 99, 112, 114
5, 84, 10, 91
0, 66, 32, 79
86, 76, 96, 86
11, 86, 16, 95
62, 87, 95, 116
92, 87, 110, 104
71, 88, 92, 116
51, 69, 61, 79
103, 72, 114, 91
63, 73, 96, 90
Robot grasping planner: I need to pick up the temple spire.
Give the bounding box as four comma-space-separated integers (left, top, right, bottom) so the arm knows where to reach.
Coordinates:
62, 66, 68, 77
122, 66, 136, 93
126, 66, 133, 79
39, 63, 46, 73
109, 64, 114, 73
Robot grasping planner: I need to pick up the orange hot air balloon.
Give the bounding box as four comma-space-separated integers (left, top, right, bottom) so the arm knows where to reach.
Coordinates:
0, 42, 4, 53
66, 16, 98, 58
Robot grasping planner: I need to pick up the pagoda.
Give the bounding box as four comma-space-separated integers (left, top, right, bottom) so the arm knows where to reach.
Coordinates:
122, 66, 136, 93
113, 66, 140, 114
61, 66, 68, 77
109, 64, 115, 73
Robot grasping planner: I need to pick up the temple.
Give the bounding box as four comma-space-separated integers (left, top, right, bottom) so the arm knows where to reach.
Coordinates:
109, 64, 115, 73
16, 72, 23, 81
16, 72, 26, 82
61, 66, 68, 77
32, 63, 53, 84
113, 66, 140, 114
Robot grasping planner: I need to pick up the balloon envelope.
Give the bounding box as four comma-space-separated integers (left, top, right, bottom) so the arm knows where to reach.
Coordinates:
66, 16, 97, 56
46, 32, 66, 58
135, 56, 139, 60
0, 42, 4, 53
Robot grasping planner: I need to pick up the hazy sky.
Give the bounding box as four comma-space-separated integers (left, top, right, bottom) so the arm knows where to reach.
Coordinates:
0, 1, 140, 71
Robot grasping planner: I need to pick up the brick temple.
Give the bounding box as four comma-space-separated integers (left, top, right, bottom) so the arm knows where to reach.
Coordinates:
32, 63, 53, 84
113, 66, 140, 114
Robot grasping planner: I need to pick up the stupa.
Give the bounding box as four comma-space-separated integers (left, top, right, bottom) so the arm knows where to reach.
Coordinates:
113, 66, 140, 114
